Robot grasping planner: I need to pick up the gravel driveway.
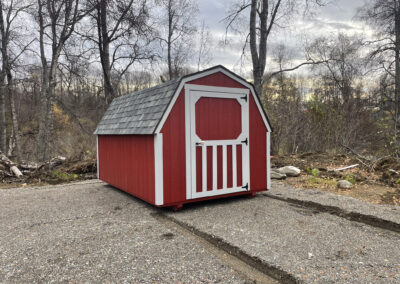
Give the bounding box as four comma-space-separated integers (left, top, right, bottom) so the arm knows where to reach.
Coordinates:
0, 181, 247, 283
168, 192, 400, 283
1, 180, 399, 283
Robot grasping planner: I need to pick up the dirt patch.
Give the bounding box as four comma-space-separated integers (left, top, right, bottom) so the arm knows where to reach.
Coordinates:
0, 158, 97, 189
272, 153, 400, 206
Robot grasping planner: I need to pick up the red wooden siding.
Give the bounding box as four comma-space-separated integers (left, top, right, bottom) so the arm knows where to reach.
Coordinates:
98, 135, 155, 204
217, 146, 223, 189
195, 97, 242, 140
190, 72, 245, 89
249, 95, 268, 190
227, 145, 233, 188
196, 147, 202, 193
207, 146, 213, 191
236, 144, 243, 187
161, 89, 187, 204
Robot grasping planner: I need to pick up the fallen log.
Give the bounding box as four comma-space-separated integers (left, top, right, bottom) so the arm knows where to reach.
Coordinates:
328, 164, 359, 172
0, 151, 23, 178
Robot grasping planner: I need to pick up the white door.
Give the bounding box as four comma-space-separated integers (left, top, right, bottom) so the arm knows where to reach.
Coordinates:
185, 84, 250, 199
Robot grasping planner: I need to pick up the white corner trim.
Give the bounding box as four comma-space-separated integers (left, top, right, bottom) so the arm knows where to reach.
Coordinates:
154, 133, 164, 205
154, 66, 272, 134
96, 135, 99, 179
267, 132, 271, 189
184, 85, 192, 200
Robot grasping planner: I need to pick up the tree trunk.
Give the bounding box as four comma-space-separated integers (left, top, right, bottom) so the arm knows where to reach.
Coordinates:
9, 81, 21, 161
37, 0, 48, 162
167, 0, 173, 79
249, 0, 269, 97
395, 1, 400, 144
7, 126, 14, 156
0, 74, 6, 153
0, 0, 7, 154
98, 0, 114, 104
37, 79, 48, 162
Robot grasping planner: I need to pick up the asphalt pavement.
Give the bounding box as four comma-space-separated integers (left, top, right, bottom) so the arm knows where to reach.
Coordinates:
1, 180, 399, 283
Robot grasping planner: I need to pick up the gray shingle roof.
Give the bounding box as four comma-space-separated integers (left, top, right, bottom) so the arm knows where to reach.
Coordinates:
94, 78, 180, 135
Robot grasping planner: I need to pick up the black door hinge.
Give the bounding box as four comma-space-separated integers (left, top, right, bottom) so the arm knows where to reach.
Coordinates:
241, 95, 247, 102
242, 183, 249, 190
241, 138, 248, 145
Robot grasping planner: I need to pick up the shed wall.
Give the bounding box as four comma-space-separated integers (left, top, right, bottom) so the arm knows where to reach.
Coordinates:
161, 72, 268, 206
249, 95, 268, 190
98, 135, 155, 204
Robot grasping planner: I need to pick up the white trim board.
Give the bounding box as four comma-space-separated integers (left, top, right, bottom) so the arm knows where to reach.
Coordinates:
267, 132, 271, 189
154, 66, 272, 134
96, 135, 99, 179
154, 133, 164, 205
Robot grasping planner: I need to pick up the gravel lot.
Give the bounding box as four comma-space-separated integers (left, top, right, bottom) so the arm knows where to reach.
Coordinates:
0, 181, 247, 283
168, 191, 400, 283
1, 180, 400, 283
267, 181, 400, 230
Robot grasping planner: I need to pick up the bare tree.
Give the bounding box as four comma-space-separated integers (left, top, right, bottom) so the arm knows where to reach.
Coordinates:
35, 0, 87, 161
225, 0, 325, 96
359, 0, 400, 147
156, 0, 198, 79
306, 34, 364, 107
84, 0, 153, 104
196, 20, 213, 71
0, 0, 33, 160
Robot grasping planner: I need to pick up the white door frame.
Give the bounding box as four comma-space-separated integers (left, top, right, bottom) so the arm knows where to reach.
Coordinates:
184, 84, 250, 199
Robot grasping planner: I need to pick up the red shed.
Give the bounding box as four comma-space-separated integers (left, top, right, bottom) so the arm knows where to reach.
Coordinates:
94, 66, 272, 209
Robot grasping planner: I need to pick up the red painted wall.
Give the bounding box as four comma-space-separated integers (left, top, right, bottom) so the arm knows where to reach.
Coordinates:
161, 72, 268, 206
98, 135, 155, 204
249, 95, 268, 190
161, 90, 187, 205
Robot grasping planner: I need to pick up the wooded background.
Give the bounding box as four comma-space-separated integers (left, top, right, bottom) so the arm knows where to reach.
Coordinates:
0, 0, 398, 163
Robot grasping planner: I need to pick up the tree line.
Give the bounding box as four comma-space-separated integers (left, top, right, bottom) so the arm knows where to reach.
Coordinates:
0, 0, 399, 163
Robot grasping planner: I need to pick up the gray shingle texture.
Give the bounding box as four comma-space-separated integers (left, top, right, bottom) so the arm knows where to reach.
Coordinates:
94, 79, 180, 135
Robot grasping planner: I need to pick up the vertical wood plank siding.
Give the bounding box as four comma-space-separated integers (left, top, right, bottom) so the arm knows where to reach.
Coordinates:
161, 90, 187, 204
98, 135, 155, 204
249, 95, 267, 190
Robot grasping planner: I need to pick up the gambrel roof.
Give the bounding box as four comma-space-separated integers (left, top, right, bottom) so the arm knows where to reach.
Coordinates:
94, 79, 180, 135
94, 65, 272, 135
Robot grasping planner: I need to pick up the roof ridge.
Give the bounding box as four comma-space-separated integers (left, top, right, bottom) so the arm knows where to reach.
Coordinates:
114, 77, 181, 101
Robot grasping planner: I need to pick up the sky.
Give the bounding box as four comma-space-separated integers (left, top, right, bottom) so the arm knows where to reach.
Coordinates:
196, 0, 371, 76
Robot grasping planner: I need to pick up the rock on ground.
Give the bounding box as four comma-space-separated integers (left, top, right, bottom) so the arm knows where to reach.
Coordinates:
277, 166, 301, 177
271, 170, 287, 180
337, 179, 353, 189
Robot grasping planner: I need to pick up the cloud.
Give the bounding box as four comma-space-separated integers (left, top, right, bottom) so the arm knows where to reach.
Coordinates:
194, 0, 372, 75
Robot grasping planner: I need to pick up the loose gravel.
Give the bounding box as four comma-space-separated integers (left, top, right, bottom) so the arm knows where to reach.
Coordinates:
167, 194, 400, 283
266, 181, 400, 232
0, 182, 247, 283
2, 180, 400, 283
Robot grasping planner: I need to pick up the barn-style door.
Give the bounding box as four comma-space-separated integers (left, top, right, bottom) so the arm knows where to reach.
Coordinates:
185, 84, 250, 199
